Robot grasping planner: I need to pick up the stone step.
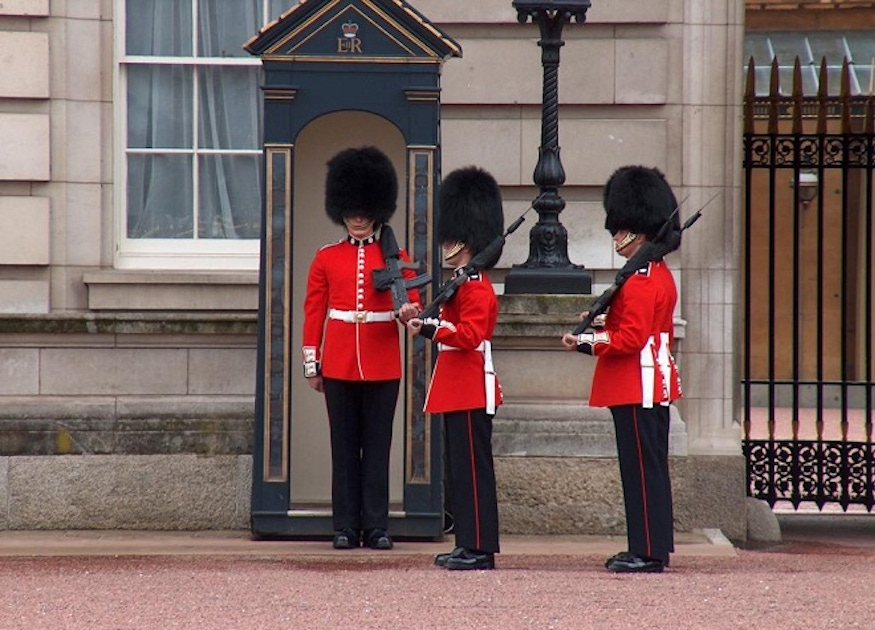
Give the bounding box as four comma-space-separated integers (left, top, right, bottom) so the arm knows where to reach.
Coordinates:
494, 401, 687, 457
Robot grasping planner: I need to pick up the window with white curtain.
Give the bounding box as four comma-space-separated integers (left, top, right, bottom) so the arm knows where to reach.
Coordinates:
117, 0, 287, 270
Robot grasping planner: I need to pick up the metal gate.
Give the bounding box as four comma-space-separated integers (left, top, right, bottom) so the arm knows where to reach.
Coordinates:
742, 56, 875, 511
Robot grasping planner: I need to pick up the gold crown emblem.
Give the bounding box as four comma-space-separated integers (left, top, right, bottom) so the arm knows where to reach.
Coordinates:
342, 21, 358, 38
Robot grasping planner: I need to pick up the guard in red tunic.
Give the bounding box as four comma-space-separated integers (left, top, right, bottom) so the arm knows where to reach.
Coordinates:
562, 165, 683, 573
302, 146, 421, 551
407, 166, 504, 571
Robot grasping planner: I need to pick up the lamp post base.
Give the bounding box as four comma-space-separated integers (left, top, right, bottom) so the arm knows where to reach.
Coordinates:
503, 266, 592, 295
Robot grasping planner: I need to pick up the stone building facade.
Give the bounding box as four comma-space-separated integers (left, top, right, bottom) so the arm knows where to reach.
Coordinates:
0, 0, 748, 539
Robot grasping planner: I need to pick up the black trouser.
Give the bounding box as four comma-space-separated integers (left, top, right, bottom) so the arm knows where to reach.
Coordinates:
610, 403, 674, 563
443, 408, 500, 554
323, 378, 399, 534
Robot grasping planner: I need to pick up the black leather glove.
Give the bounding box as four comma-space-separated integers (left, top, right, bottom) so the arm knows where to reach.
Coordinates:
419, 317, 439, 340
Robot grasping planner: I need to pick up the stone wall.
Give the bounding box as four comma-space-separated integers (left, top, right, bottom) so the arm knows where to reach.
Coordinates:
0, 314, 256, 530
0, 306, 746, 542
0, 0, 749, 540
495, 456, 747, 542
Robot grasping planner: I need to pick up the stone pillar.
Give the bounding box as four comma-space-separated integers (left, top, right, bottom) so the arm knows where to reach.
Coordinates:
678, 1, 745, 455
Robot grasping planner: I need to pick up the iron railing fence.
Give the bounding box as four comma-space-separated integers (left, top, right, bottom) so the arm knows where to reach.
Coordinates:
743, 56, 875, 511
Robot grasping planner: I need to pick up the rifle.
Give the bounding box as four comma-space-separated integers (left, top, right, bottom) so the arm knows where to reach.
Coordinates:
419, 202, 537, 320
373, 224, 431, 314
571, 192, 718, 336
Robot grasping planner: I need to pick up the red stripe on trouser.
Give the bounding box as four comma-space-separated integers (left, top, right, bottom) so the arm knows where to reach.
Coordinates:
466, 410, 481, 550
632, 407, 652, 557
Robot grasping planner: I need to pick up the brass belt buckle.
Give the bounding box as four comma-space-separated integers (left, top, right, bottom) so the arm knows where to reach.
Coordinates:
354, 310, 367, 322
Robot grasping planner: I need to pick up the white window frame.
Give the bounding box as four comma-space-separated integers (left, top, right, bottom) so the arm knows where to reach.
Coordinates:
113, 1, 271, 271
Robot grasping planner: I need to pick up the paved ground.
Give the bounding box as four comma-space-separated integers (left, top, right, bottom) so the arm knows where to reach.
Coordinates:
0, 515, 873, 629
0, 528, 734, 559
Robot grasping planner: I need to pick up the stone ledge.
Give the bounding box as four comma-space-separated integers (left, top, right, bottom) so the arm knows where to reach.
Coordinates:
496, 293, 687, 339
0, 396, 254, 456
0, 312, 257, 335
83, 271, 258, 311
494, 401, 687, 457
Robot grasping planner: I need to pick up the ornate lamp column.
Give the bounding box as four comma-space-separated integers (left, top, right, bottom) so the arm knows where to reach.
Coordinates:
504, 0, 591, 295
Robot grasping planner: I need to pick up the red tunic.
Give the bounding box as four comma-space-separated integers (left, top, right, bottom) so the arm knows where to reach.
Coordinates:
302, 233, 421, 381
588, 260, 682, 408
424, 271, 502, 414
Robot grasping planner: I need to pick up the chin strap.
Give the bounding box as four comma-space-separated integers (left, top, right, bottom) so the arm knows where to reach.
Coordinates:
614, 232, 638, 252
443, 241, 465, 261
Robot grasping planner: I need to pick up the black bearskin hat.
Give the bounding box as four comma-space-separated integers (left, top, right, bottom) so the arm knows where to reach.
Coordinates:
324, 146, 398, 226
603, 165, 679, 242
437, 166, 505, 269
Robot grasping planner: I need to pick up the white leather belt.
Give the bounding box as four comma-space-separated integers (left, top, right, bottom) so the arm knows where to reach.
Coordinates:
437, 341, 486, 352
437, 340, 497, 414
328, 309, 395, 323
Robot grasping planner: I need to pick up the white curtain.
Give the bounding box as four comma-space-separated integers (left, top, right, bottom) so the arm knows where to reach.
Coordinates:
126, 0, 265, 240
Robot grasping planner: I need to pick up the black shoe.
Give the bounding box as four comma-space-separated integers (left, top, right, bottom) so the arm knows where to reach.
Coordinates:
434, 546, 465, 567
606, 553, 664, 573
445, 548, 495, 571
365, 529, 393, 550
605, 551, 642, 569
332, 529, 360, 550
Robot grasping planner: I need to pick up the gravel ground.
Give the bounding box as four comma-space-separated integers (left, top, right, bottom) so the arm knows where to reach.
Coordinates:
1, 540, 874, 630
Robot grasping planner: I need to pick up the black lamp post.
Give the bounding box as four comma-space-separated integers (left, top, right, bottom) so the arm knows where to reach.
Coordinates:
504, 0, 592, 295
